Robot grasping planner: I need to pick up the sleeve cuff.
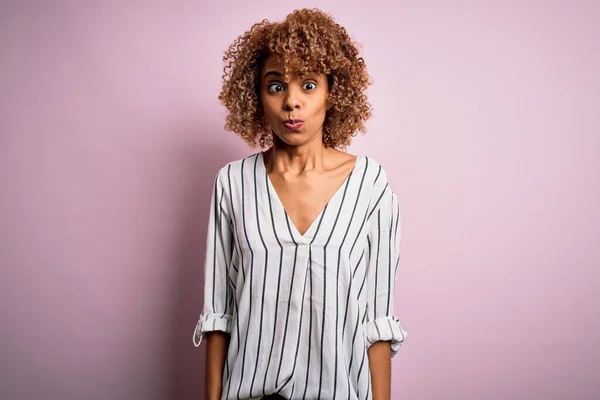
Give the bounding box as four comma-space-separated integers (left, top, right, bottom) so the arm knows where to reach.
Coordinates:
365, 316, 408, 358
192, 312, 233, 347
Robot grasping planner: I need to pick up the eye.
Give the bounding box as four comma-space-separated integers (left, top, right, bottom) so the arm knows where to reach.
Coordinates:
303, 82, 317, 91
268, 83, 284, 93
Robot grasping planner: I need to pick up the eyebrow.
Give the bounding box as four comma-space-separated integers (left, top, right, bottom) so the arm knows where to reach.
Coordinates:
263, 71, 283, 78
262, 70, 320, 82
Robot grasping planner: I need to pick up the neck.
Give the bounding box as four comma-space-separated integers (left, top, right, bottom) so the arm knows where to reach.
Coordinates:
264, 135, 331, 174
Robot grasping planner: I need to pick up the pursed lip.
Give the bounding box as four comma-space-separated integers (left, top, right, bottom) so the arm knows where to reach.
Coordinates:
282, 119, 304, 131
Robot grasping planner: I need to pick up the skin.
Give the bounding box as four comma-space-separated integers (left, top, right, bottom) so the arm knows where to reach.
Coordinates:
206, 332, 229, 400
368, 341, 392, 400
206, 54, 392, 400
259, 55, 359, 236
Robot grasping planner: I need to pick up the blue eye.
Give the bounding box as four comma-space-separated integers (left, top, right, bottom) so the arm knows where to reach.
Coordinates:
303, 82, 317, 90
268, 83, 284, 93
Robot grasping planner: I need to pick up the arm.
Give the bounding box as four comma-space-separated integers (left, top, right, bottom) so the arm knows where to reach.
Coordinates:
368, 341, 392, 400
364, 169, 408, 398
192, 170, 236, 399
206, 331, 230, 400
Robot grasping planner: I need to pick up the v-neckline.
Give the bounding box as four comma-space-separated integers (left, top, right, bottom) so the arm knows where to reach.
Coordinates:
259, 151, 362, 242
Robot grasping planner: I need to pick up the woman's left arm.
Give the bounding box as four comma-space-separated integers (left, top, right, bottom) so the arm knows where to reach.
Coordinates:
364, 167, 409, 399
368, 341, 392, 400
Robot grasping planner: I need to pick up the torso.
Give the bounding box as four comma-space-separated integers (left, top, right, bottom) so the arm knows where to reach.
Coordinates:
262, 149, 359, 236
196, 151, 406, 399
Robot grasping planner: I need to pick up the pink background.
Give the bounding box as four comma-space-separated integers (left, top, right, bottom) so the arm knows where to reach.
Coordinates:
1, 1, 599, 399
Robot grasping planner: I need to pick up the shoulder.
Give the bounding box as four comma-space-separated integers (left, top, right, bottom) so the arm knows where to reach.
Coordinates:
360, 155, 398, 213
214, 152, 261, 184
361, 155, 392, 190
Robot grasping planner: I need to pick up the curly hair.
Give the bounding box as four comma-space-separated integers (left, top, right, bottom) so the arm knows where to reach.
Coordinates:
218, 8, 372, 150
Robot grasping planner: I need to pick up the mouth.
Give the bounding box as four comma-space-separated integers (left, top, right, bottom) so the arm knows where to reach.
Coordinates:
283, 119, 304, 131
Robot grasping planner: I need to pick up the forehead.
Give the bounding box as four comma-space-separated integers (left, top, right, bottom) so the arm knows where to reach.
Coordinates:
261, 55, 296, 74
262, 55, 284, 69
261, 54, 323, 79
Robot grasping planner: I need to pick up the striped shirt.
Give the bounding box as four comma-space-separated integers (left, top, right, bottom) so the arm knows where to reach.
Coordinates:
193, 151, 408, 400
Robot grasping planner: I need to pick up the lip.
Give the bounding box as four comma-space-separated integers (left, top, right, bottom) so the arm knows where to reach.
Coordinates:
283, 119, 304, 131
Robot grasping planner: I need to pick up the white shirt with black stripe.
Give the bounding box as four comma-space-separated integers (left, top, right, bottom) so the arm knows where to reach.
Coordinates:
193, 151, 408, 400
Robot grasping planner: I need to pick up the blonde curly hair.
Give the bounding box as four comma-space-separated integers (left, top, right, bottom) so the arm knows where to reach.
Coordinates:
218, 8, 373, 150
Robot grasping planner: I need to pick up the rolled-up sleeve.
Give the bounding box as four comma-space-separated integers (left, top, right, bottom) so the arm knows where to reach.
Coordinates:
193, 170, 235, 347
364, 172, 408, 358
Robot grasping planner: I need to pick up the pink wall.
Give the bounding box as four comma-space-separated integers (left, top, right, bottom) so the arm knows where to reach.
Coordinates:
1, 1, 598, 399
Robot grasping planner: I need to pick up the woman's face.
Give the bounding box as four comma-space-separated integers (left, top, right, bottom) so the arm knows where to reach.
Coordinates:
259, 55, 330, 147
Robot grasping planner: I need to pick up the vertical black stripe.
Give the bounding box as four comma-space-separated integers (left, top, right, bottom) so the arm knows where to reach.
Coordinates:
353, 249, 366, 280
347, 248, 366, 376
319, 173, 353, 399
303, 206, 329, 399
226, 285, 240, 396
275, 212, 299, 387
347, 299, 361, 368
263, 156, 286, 392
356, 251, 367, 300
356, 339, 367, 398
393, 196, 401, 280
276, 230, 306, 395
365, 236, 371, 299
364, 359, 371, 400
220, 174, 231, 325
237, 158, 255, 400
226, 165, 244, 281
211, 177, 219, 314
342, 168, 367, 398
374, 210, 381, 319
349, 204, 369, 259
302, 245, 314, 399
227, 165, 244, 354
367, 183, 389, 220
230, 244, 239, 273
224, 165, 240, 400
387, 319, 395, 343
334, 162, 366, 398
339, 161, 368, 390
356, 249, 368, 299
250, 155, 269, 397
387, 200, 393, 316
374, 164, 382, 185
348, 158, 371, 258
224, 346, 230, 384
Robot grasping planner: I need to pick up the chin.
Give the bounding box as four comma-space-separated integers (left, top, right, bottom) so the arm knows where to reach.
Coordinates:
274, 131, 303, 143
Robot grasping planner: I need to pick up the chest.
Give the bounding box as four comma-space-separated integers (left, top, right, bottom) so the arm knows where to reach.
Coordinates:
268, 173, 346, 236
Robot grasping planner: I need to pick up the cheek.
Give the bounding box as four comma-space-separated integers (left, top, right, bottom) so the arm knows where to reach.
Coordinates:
263, 108, 278, 123
260, 96, 277, 115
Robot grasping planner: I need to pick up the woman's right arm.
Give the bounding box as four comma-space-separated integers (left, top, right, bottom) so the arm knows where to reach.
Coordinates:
196, 169, 236, 400
206, 331, 230, 400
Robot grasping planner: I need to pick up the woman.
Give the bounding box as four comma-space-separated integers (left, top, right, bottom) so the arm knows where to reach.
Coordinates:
193, 8, 408, 400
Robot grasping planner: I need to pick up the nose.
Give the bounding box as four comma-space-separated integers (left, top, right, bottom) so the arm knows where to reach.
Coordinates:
283, 85, 301, 111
